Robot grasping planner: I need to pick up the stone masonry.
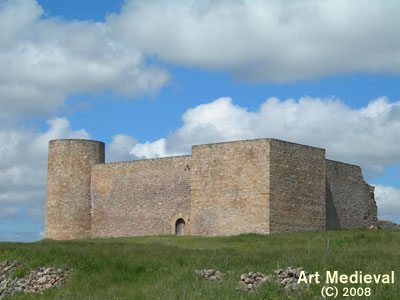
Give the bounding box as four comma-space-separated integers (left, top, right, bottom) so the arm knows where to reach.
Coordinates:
190, 139, 270, 235
45, 139, 104, 240
90, 156, 191, 238
45, 138, 378, 240
269, 139, 326, 233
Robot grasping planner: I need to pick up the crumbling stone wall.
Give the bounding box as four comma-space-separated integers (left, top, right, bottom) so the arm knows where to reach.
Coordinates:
90, 156, 191, 238
189, 139, 271, 235
269, 139, 326, 233
45, 139, 105, 240
325, 160, 377, 230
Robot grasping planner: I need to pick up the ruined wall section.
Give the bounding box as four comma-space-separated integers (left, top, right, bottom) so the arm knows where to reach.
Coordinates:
326, 160, 377, 230
45, 139, 105, 240
190, 139, 270, 236
90, 156, 191, 238
269, 140, 326, 233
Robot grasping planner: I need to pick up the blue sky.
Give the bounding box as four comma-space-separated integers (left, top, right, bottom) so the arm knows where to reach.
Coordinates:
1, 0, 400, 241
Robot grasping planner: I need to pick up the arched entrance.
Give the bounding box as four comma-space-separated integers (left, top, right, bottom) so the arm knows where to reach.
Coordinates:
175, 218, 186, 236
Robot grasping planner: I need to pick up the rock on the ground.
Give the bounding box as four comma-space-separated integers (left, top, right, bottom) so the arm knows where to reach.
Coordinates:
236, 267, 311, 292
0, 261, 70, 299
195, 269, 224, 281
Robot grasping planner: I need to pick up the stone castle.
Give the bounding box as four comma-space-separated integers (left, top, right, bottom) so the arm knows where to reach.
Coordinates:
45, 138, 377, 240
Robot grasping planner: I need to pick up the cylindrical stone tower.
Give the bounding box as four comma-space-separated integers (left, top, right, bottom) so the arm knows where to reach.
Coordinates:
45, 139, 105, 240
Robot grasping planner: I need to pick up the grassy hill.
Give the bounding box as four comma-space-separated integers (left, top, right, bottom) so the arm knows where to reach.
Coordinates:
1, 229, 399, 299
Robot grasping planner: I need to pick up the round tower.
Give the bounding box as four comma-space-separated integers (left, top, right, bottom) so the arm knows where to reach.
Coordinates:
45, 139, 105, 240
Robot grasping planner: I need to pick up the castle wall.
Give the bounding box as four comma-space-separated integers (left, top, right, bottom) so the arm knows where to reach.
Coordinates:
44, 137, 379, 240
45, 139, 105, 240
189, 139, 270, 235
90, 156, 191, 238
269, 140, 326, 233
326, 160, 377, 230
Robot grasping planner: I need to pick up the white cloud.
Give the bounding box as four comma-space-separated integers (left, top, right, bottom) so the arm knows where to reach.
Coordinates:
0, 0, 169, 117
106, 134, 138, 162
130, 138, 179, 159
375, 185, 400, 223
2, 0, 400, 120
0, 117, 89, 223
118, 96, 400, 175
106, 136, 182, 161
165, 97, 257, 153
108, 0, 400, 82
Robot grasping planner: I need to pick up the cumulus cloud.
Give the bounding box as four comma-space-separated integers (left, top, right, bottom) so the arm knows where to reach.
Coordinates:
106, 134, 138, 162
130, 138, 186, 159
115, 96, 400, 175
0, 117, 89, 225
0, 0, 169, 117
108, 0, 400, 82
107, 135, 184, 162
375, 185, 400, 223
2, 0, 400, 119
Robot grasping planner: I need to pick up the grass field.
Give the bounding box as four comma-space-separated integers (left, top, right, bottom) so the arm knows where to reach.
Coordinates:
1, 229, 400, 299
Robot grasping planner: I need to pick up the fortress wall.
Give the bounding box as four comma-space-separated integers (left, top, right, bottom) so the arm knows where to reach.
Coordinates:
269, 140, 326, 233
90, 155, 192, 238
45, 139, 105, 240
190, 139, 270, 236
326, 160, 377, 230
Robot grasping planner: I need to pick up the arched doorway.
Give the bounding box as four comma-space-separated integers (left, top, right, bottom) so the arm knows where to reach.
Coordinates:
175, 218, 186, 236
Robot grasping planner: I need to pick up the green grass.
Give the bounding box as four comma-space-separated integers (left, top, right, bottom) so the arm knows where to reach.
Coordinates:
1, 229, 399, 299
10, 264, 31, 279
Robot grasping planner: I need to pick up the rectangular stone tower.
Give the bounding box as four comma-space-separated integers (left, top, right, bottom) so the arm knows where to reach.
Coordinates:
189, 138, 326, 235
190, 139, 271, 235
